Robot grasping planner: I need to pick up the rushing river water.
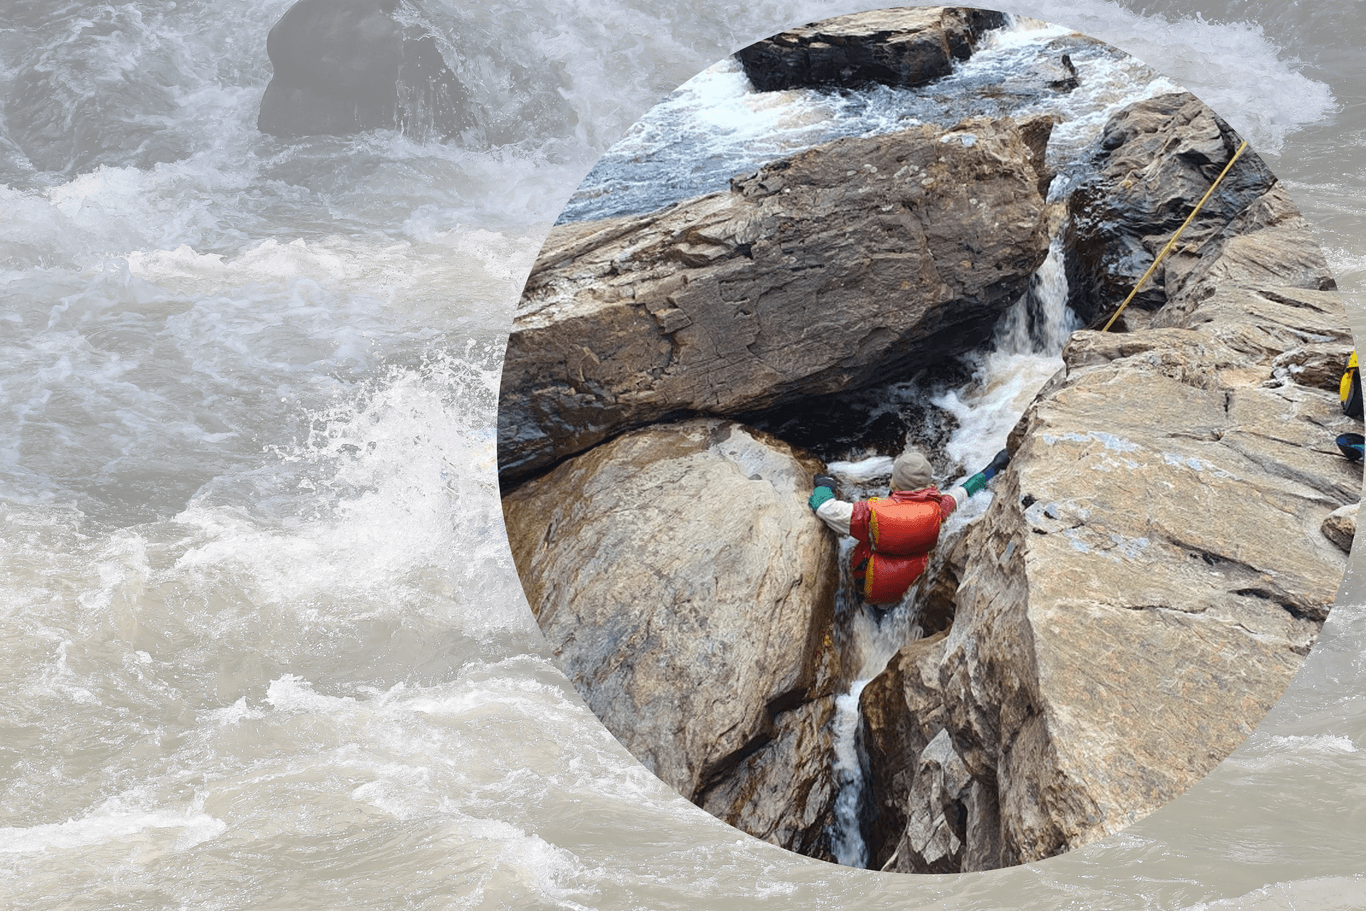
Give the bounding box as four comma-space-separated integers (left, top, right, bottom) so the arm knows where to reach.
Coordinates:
2, 0, 1365, 908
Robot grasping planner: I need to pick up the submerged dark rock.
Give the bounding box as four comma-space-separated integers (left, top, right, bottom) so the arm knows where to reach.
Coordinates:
257, 0, 479, 141
735, 7, 1008, 92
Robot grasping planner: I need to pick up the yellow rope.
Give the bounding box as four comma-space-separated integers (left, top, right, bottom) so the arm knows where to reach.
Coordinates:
1100, 139, 1249, 332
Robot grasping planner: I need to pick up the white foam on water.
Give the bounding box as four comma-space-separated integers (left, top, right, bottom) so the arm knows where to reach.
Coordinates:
613, 59, 820, 157
829, 680, 870, 868
167, 352, 517, 634
936, 351, 1062, 474
0, 805, 227, 856
1226, 731, 1362, 767
1001, 0, 1335, 155
827, 455, 895, 485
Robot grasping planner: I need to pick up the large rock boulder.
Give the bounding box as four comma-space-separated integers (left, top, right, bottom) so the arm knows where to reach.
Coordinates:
735, 7, 1008, 92
499, 115, 1055, 483
502, 418, 842, 856
863, 93, 1356, 872
257, 0, 478, 140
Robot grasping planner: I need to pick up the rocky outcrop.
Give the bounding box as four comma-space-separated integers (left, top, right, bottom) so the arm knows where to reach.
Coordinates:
864, 92, 1355, 872
859, 631, 953, 870
735, 8, 1007, 92
257, 0, 478, 140
499, 115, 1055, 483
502, 418, 841, 857
1063, 92, 1285, 325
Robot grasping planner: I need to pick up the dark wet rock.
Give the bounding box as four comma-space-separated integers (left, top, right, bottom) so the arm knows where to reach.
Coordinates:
1050, 53, 1080, 90
1062, 92, 1280, 326
735, 7, 1007, 92
498, 114, 1055, 484
502, 418, 841, 855
257, 0, 479, 141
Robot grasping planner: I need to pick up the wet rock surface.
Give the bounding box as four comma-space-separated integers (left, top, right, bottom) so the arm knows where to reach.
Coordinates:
735, 7, 1008, 92
498, 114, 1054, 484
863, 92, 1354, 873
1062, 92, 1283, 325
257, 0, 477, 140
502, 418, 841, 854
500, 70, 1355, 870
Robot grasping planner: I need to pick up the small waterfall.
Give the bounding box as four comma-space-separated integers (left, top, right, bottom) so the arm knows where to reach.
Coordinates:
992, 237, 1078, 357
829, 680, 870, 867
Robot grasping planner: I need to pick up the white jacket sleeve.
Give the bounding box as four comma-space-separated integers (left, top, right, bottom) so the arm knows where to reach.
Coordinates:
815, 497, 854, 536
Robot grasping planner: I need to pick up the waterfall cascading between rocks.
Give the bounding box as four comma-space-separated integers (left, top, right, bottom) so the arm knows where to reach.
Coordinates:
824, 232, 1078, 868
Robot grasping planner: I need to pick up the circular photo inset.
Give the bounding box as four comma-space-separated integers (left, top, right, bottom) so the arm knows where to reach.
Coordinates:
497, 6, 1357, 873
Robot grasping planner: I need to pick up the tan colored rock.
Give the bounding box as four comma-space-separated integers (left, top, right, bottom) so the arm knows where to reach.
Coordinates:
1322, 503, 1359, 553
502, 418, 840, 849
867, 92, 1355, 872
498, 115, 1053, 482
734, 7, 1007, 93
698, 696, 839, 860
859, 631, 950, 870
945, 354, 1350, 864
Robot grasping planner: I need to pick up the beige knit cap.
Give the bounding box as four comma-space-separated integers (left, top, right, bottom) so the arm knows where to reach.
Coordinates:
890, 448, 933, 491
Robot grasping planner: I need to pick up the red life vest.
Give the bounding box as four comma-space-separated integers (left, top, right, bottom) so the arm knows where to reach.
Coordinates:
849, 488, 954, 605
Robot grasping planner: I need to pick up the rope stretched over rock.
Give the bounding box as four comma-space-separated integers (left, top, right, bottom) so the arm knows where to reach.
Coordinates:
1100, 138, 1249, 332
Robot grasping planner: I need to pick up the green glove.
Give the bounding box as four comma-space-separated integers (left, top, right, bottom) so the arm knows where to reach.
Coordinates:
809, 474, 837, 511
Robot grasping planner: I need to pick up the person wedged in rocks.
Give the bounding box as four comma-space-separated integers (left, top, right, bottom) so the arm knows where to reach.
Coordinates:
808, 447, 1008, 604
